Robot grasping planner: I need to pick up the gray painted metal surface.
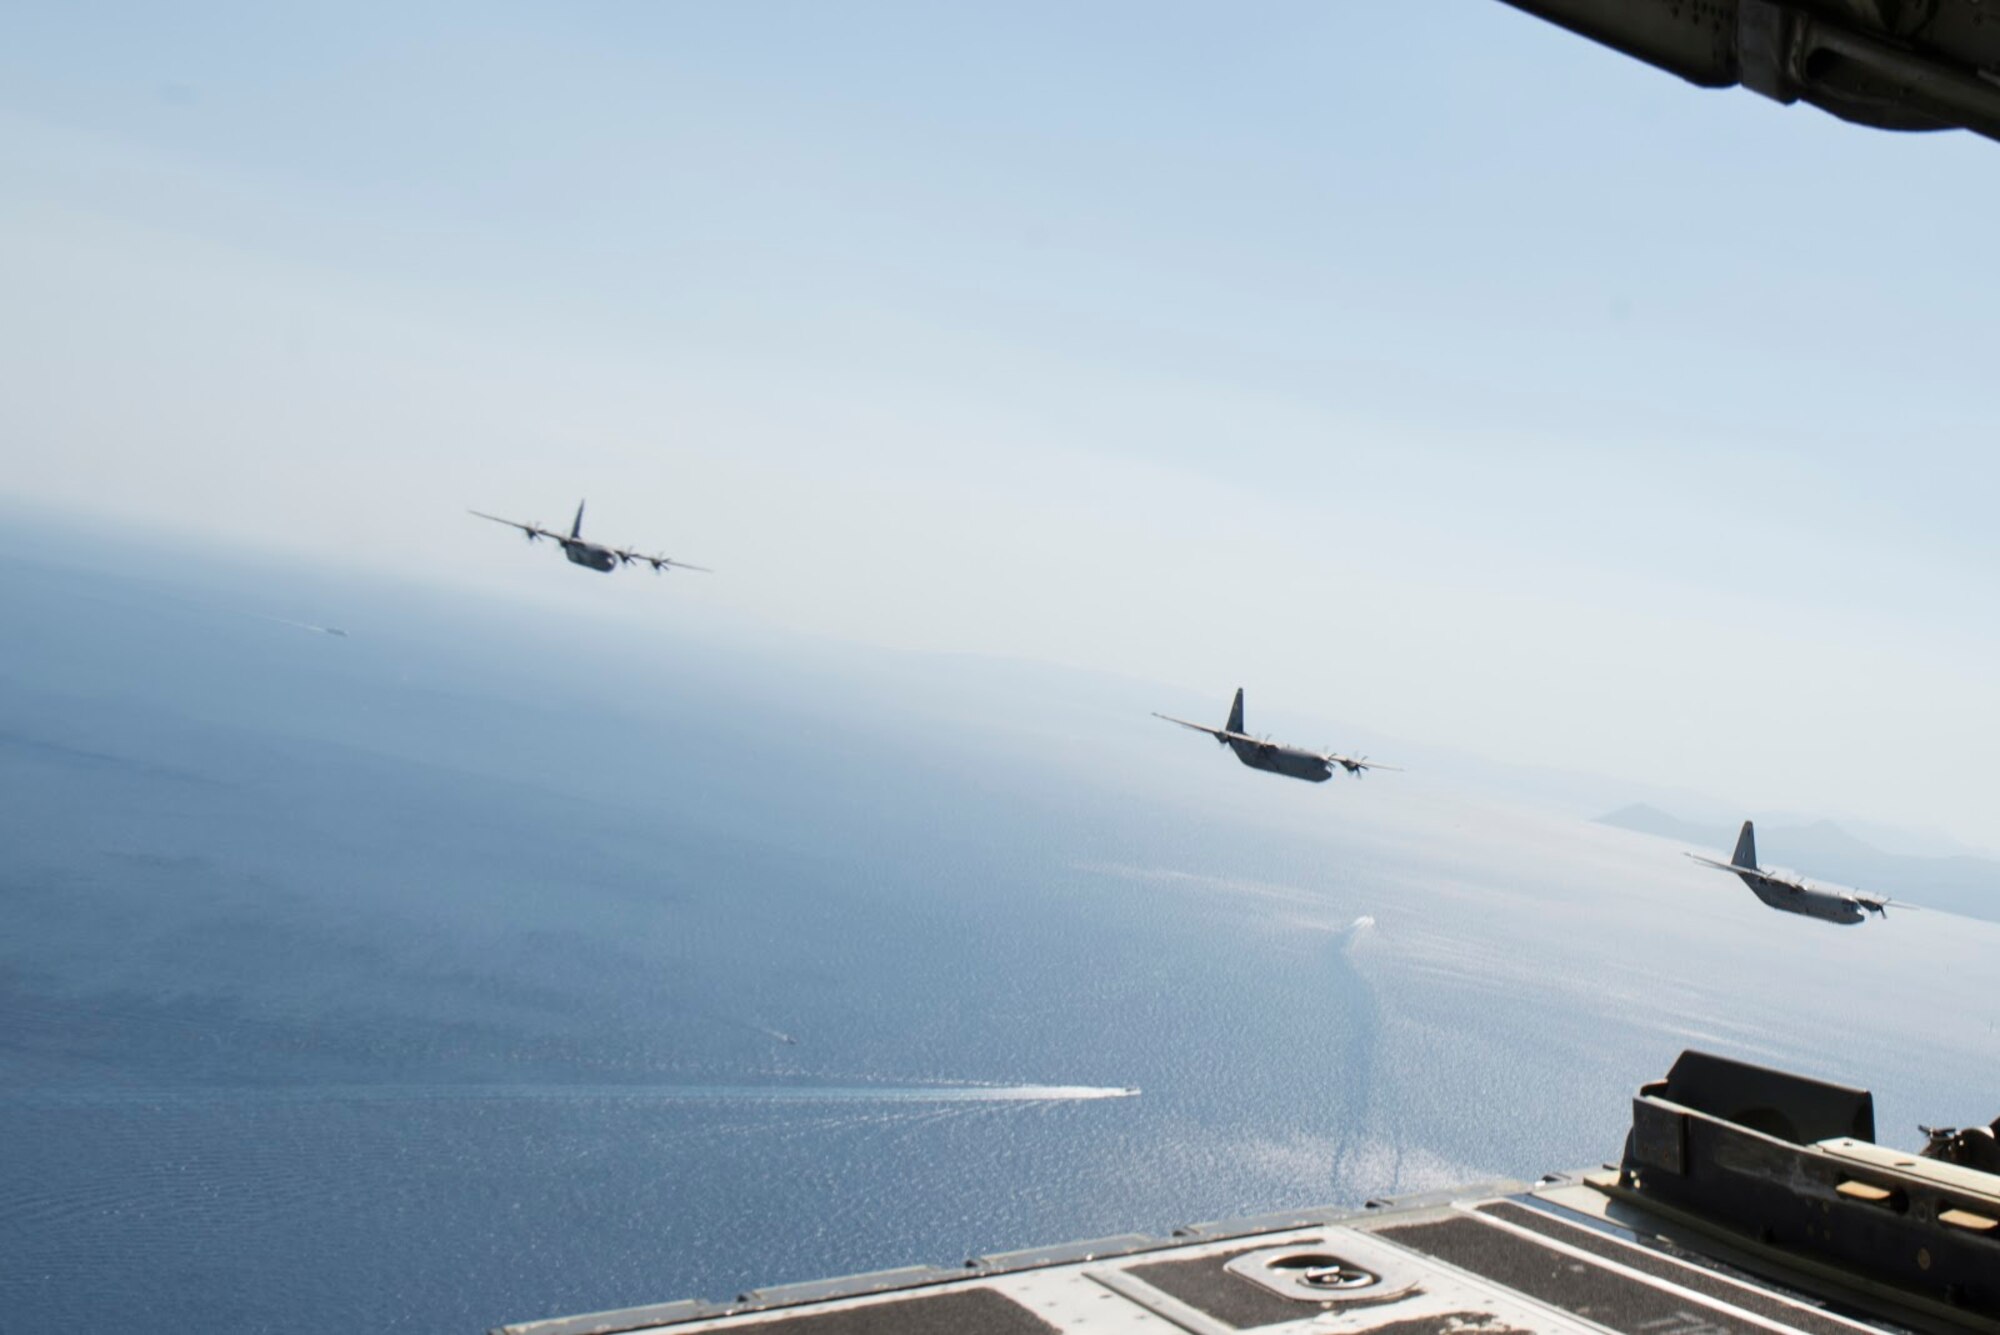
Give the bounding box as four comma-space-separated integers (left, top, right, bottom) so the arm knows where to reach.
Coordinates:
492, 1052, 2000, 1334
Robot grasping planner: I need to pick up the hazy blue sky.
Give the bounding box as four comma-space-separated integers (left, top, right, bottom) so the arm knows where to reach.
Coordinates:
4, 3, 1996, 841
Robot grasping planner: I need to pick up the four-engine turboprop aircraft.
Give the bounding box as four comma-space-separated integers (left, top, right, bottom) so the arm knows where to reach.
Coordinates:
1686, 820, 1896, 925
464, 509, 1909, 914
1153, 688, 1395, 784
469, 501, 712, 576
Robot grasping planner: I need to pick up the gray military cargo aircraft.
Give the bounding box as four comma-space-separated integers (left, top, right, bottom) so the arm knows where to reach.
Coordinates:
469, 501, 712, 576
1686, 819, 1895, 924
1153, 688, 1396, 783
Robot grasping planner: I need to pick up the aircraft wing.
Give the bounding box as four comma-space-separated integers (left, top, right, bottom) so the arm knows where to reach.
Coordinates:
1685, 853, 1807, 889
1152, 712, 1231, 740
469, 510, 567, 543
1325, 752, 1399, 774
1152, 715, 1293, 751
1851, 893, 1918, 915
614, 548, 715, 574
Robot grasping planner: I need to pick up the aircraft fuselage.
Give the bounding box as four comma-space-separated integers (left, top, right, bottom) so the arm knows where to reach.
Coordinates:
562, 541, 619, 572
1729, 871, 1869, 925
1226, 739, 1334, 783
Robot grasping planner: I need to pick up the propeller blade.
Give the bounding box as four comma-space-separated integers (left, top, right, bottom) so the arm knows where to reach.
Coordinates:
633, 553, 712, 573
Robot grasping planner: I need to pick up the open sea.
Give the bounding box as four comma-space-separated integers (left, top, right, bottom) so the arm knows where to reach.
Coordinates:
3, 519, 1996, 1333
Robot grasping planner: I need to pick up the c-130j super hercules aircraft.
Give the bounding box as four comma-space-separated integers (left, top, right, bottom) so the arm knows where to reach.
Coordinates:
470, 501, 712, 577
1154, 688, 1396, 784
1686, 820, 1902, 925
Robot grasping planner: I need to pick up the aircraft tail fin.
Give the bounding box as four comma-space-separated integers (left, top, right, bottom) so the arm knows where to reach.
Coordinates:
570, 500, 586, 539
1732, 820, 1757, 870
1225, 688, 1245, 735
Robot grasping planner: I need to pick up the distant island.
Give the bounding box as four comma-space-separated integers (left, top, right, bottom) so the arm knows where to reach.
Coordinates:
1596, 804, 2000, 924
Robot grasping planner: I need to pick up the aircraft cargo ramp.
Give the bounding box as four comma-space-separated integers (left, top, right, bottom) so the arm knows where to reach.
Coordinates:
493, 1052, 2000, 1335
